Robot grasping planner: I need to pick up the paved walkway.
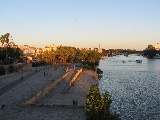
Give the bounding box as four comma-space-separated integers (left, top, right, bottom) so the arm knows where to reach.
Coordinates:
0, 66, 65, 109
38, 70, 98, 107
0, 70, 37, 96
38, 69, 76, 106
0, 65, 97, 120
0, 106, 86, 120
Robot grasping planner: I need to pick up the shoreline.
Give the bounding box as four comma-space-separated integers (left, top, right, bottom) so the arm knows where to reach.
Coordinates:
37, 69, 98, 107
0, 65, 98, 120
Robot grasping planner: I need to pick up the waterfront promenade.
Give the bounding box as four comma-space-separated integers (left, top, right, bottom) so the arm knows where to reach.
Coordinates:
0, 64, 97, 120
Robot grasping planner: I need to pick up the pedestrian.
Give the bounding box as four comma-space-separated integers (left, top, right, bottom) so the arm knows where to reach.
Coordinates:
2, 105, 5, 109
75, 100, 78, 105
73, 100, 75, 105
21, 75, 23, 80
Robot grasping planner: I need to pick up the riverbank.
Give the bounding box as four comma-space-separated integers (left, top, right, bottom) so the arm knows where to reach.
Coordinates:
0, 66, 98, 120
38, 69, 98, 107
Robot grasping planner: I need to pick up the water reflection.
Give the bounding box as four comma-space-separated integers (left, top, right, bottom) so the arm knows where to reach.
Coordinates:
98, 54, 160, 120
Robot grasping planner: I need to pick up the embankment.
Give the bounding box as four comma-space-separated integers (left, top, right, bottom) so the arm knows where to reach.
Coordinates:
21, 72, 69, 106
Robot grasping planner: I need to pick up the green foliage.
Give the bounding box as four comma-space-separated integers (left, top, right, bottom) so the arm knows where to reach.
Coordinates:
85, 85, 121, 120
41, 46, 102, 67
143, 44, 158, 59
8, 65, 14, 73
0, 33, 10, 46
83, 64, 92, 70
0, 46, 23, 63
96, 68, 103, 75
55, 46, 76, 63
0, 66, 5, 76
32, 61, 46, 67
2, 59, 14, 65
85, 85, 102, 120
0, 33, 23, 62
83, 61, 96, 71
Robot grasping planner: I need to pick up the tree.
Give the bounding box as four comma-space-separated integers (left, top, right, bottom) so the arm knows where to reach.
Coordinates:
96, 68, 103, 75
0, 66, 5, 75
55, 46, 67, 63
8, 65, 14, 73
55, 46, 76, 63
85, 85, 102, 120
0, 35, 5, 46
0, 33, 10, 59
85, 85, 121, 120
143, 44, 158, 59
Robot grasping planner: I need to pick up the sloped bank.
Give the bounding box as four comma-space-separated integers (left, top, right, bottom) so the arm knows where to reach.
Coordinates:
21, 72, 69, 106
62, 68, 83, 94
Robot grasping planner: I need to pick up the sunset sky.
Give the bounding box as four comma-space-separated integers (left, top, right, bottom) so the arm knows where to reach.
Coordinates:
0, 0, 160, 50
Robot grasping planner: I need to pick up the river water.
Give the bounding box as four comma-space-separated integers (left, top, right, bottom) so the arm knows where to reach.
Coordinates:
98, 54, 160, 120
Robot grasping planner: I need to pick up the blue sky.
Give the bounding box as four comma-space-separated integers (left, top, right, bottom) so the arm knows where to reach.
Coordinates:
0, 0, 160, 50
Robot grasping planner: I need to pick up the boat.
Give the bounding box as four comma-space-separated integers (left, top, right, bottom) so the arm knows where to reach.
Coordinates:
136, 60, 142, 63
124, 53, 129, 57
122, 61, 126, 63
154, 54, 160, 59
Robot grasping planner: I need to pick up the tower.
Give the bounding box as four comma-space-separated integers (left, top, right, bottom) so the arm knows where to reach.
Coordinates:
98, 44, 102, 53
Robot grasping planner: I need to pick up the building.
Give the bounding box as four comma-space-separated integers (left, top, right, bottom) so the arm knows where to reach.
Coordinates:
20, 45, 41, 57
155, 43, 160, 50
98, 44, 102, 53
44, 44, 57, 51
36, 48, 43, 56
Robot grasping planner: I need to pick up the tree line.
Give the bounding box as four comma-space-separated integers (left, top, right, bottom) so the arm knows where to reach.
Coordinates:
143, 44, 159, 59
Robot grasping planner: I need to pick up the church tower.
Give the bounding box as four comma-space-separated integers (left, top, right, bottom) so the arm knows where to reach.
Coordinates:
98, 44, 102, 53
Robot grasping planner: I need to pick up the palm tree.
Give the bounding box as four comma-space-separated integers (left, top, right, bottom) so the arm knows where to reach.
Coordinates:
0, 33, 10, 59
0, 35, 5, 59
0, 35, 5, 47
4, 33, 10, 59
55, 46, 67, 63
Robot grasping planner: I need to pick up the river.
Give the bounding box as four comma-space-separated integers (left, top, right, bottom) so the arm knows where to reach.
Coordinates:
98, 54, 160, 120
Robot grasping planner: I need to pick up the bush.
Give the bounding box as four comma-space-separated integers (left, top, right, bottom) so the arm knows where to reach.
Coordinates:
96, 68, 103, 75
0, 66, 5, 76
8, 65, 14, 73
2, 59, 14, 65
82, 62, 96, 71
83, 64, 92, 70
32, 61, 46, 67
85, 85, 121, 120
32, 62, 41, 67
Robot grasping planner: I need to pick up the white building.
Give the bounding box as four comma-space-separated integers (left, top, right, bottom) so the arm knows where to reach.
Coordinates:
44, 44, 57, 51
155, 43, 160, 50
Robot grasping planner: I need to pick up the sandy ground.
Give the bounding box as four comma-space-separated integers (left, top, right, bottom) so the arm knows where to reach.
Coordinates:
0, 65, 98, 120
39, 70, 98, 106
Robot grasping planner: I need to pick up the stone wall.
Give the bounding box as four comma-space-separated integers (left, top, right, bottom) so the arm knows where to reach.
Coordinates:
70, 68, 83, 86
21, 72, 69, 106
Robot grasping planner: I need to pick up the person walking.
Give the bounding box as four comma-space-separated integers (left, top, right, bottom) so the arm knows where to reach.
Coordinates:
73, 100, 75, 105
2, 105, 5, 109
21, 75, 23, 80
75, 100, 78, 105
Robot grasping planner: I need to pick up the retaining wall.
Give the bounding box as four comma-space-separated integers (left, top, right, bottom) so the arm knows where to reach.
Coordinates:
70, 68, 83, 86
21, 72, 69, 106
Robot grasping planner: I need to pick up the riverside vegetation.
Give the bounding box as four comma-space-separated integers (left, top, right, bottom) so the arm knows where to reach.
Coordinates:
1, 32, 158, 119
85, 85, 121, 120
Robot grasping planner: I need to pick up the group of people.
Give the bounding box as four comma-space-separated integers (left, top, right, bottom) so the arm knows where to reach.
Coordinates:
73, 100, 78, 105
92, 76, 98, 80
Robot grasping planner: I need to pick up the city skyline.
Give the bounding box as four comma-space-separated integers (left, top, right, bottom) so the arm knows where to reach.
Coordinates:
0, 0, 160, 50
